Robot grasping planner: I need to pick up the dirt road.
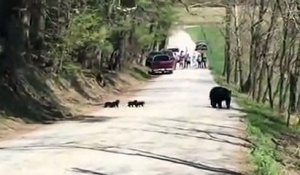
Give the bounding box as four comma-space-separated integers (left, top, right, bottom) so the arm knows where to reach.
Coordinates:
0, 30, 249, 175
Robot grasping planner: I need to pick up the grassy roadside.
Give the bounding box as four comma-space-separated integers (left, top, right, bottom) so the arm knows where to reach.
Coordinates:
186, 25, 300, 174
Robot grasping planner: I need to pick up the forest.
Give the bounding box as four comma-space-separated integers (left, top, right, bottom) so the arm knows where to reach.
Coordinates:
221, 0, 300, 127
218, 0, 300, 173
0, 0, 176, 121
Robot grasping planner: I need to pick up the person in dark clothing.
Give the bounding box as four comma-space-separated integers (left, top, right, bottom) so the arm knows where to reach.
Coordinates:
200, 52, 207, 68
185, 53, 191, 69
179, 51, 185, 69
196, 54, 201, 69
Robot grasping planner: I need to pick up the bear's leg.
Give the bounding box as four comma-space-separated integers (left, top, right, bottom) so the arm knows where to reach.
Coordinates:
226, 98, 231, 109
217, 101, 222, 109
211, 100, 217, 108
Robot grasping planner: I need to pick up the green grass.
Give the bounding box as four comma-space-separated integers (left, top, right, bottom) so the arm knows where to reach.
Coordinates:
184, 25, 224, 76
237, 96, 285, 175
237, 94, 300, 175
174, 6, 225, 24
186, 25, 300, 175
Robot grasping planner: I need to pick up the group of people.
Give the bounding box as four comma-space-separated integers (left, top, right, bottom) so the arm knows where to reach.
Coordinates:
174, 51, 207, 70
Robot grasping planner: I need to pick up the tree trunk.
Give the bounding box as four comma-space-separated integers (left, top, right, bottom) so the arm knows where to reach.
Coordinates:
256, 1, 278, 102
266, 63, 274, 108
278, 14, 289, 112
116, 29, 127, 71
233, 58, 238, 84
242, 0, 266, 94
256, 61, 265, 102
30, 0, 46, 57
224, 5, 232, 83
6, 0, 30, 68
262, 85, 269, 103
233, 2, 242, 86
289, 73, 297, 113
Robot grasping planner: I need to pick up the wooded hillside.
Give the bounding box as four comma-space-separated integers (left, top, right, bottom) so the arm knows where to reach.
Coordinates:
0, 0, 176, 121
222, 0, 300, 126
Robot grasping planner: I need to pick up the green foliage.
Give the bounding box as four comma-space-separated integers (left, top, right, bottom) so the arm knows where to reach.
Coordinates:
157, 5, 178, 41
59, 0, 177, 60
239, 99, 283, 175
62, 62, 81, 75
134, 24, 155, 48
64, 9, 111, 51
136, 0, 178, 42
235, 94, 300, 174
47, 0, 178, 75
158, 4, 177, 28
0, 0, 180, 130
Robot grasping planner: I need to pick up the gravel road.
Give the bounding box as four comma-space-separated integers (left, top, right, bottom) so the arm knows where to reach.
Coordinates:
0, 30, 249, 175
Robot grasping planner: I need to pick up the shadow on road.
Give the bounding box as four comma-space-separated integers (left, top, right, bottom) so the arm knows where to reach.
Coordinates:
128, 86, 190, 93
116, 126, 252, 149
146, 123, 254, 147
67, 115, 117, 123
72, 167, 108, 175
163, 118, 244, 131
0, 144, 244, 175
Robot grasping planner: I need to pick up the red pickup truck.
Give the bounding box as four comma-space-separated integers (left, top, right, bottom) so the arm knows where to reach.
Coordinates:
146, 53, 175, 74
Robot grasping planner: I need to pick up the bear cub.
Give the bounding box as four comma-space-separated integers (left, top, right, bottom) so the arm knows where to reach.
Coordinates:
127, 100, 145, 107
104, 100, 120, 108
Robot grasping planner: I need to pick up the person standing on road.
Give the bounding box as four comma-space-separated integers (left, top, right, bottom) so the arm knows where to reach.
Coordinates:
185, 53, 191, 69
192, 53, 197, 69
179, 51, 185, 69
200, 52, 207, 68
196, 53, 201, 69
174, 52, 178, 70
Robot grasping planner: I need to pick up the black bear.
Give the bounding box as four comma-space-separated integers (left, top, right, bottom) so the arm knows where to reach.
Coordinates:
209, 86, 231, 109
128, 100, 137, 107
104, 100, 120, 108
127, 100, 145, 107
104, 102, 111, 108
136, 101, 145, 107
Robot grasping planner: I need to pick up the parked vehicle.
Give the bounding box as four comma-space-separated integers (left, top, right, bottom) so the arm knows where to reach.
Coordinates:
167, 48, 179, 53
161, 50, 176, 60
148, 54, 175, 74
145, 51, 162, 68
195, 41, 208, 51
167, 48, 180, 58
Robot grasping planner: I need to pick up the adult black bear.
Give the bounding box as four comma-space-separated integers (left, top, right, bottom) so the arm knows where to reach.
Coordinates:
209, 86, 231, 109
